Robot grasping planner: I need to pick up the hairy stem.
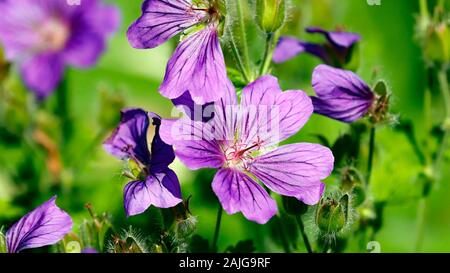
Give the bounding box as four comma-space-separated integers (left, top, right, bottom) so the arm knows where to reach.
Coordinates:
366, 126, 376, 186
259, 32, 279, 76
295, 215, 313, 253
235, 0, 251, 76
212, 205, 223, 253
228, 28, 251, 83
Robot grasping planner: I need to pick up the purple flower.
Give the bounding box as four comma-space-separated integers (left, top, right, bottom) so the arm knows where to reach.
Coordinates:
0, 0, 120, 99
127, 0, 228, 104
103, 108, 182, 217
273, 27, 360, 66
160, 76, 334, 224
311, 65, 375, 123
5, 196, 73, 253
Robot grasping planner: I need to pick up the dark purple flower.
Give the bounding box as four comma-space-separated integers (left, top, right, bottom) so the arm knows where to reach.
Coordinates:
160, 76, 334, 224
273, 27, 360, 66
311, 65, 375, 123
0, 0, 120, 99
127, 0, 228, 104
103, 108, 182, 217
5, 196, 73, 253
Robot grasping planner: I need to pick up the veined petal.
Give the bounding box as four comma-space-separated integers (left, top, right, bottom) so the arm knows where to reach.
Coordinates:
124, 169, 182, 216
311, 65, 374, 123
250, 143, 334, 202
212, 168, 277, 224
159, 26, 228, 104
6, 196, 72, 253
103, 108, 151, 165
149, 113, 176, 172
295, 182, 325, 205
127, 0, 206, 49
160, 118, 225, 170
239, 76, 313, 146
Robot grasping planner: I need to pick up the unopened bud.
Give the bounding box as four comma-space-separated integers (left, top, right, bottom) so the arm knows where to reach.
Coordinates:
256, 0, 286, 33
316, 195, 349, 234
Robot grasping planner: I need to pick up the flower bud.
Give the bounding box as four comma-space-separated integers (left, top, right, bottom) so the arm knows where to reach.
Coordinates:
255, 0, 286, 33
176, 215, 198, 238
282, 196, 309, 215
315, 195, 349, 234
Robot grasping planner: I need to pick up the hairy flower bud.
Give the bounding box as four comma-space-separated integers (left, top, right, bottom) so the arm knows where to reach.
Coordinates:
315, 195, 349, 234
256, 0, 286, 33
416, 3, 450, 66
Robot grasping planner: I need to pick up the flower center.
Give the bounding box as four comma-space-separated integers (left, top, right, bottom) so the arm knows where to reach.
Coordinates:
224, 140, 263, 170
38, 19, 70, 52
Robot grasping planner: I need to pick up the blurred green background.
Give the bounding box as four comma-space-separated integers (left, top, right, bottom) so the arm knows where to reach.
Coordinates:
0, 0, 449, 253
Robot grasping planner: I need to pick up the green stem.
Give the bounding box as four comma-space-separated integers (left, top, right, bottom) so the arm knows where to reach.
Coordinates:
366, 126, 376, 186
415, 197, 427, 252
276, 217, 291, 253
295, 215, 313, 253
419, 0, 429, 19
259, 32, 278, 76
435, 68, 450, 171
212, 205, 223, 253
228, 28, 251, 83
234, 0, 251, 78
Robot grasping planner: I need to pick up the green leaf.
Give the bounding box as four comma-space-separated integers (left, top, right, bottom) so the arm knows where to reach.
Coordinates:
226, 240, 256, 253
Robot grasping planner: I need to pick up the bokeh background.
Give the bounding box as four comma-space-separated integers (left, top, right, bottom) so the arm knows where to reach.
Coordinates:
0, 0, 449, 252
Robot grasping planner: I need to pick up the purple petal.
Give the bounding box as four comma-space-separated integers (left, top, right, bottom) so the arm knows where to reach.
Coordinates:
82, 248, 98, 254
295, 182, 325, 205
311, 65, 374, 123
273, 36, 330, 63
62, 32, 105, 68
306, 27, 361, 48
82, 1, 121, 35
103, 108, 151, 165
20, 53, 64, 99
124, 169, 182, 216
160, 118, 225, 170
127, 0, 206, 49
172, 91, 216, 122
239, 75, 314, 146
159, 84, 237, 170
250, 143, 334, 204
212, 168, 277, 224
6, 196, 73, 253
273, 36, 306, 63
159, 26, 229, 104
149, 113, 176, 172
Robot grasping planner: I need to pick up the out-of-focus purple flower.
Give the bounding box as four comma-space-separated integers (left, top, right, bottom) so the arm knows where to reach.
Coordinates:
0, 0, 120, 99
103, 108, 182, 217
160, 76, 334, 224
6, 196, 72, 253
273, 27, 360, 66
311, 65, 375, 123
127, 0, 228, 104
82, 248, 98, 254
